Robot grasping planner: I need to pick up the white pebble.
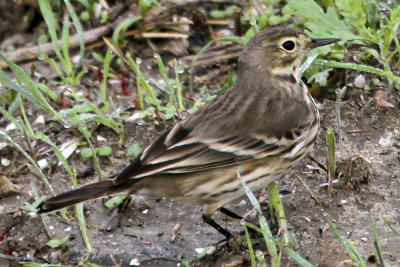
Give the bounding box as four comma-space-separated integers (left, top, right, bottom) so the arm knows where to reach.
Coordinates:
354, 75, 366, 88
129, 258, 140, 266
378, 136, 392, 148
1, 158, 11, 166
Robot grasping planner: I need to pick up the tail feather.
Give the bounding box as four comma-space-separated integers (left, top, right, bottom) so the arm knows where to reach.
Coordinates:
37, 179, 136, 213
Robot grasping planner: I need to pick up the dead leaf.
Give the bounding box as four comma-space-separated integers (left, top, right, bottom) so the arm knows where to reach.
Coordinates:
0, 173, 21, 198
376, 91, 394, 108
170, 223, 181, 242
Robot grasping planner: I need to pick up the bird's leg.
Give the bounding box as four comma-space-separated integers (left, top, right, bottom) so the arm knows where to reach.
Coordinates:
202, 213, 231, 240
218, 207, 243, 220
203, 207, 250, 239
219, 207, 261, 239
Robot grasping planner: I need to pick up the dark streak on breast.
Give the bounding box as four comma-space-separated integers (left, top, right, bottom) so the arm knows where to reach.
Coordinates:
276, 74, 297, 84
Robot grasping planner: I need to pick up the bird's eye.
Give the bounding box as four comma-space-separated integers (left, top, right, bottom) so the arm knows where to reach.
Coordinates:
282, 40, 296, 51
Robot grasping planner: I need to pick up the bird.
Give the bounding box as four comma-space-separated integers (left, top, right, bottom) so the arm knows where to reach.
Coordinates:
38, 27, 340, 238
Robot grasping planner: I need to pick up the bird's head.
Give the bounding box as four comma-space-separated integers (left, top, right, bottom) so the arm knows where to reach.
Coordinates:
238, 27, 340, 78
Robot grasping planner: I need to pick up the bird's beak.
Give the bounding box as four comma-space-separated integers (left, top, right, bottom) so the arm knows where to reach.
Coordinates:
307, 38, 341, 49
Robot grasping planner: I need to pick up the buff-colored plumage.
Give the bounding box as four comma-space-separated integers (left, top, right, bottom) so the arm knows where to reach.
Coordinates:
38, 27, 339, 236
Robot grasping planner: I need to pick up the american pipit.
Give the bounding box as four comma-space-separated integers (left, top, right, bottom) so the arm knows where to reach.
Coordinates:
38, 27, 339, 237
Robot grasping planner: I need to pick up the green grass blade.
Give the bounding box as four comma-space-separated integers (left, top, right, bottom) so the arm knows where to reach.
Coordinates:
367, 216, 384, 266
126, 53, 160, 108
18, 94, 35, 137
30, 181, 52, 244
37, 83, 58, 101
0, 70, 41, 109
61, 15, 73, 77
326, 129, 336, 179
156, 54, 179, 115
273, 238, 315, 267
0, 105, 24, 131
325, 216, 366, 266
0, 131, 54, 194
38, 0, 62, 60
64, 0, 85, 68
237, 167, 279, 267
313, 59, 400, 85
0, 52, 56, 113
100, 49, 112, 102
244, 224, 256, 267
83, 131, 102, 181
267, 182, 288, 244
35, 132, 76, 185
74, 203, 92, 252
383, 217, 400, 237
38, 50, 68, 84
174, 59, 184, 112
112, 17, 142, 48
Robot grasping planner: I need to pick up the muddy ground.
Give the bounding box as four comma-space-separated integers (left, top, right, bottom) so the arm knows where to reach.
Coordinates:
0, 1, 400, 267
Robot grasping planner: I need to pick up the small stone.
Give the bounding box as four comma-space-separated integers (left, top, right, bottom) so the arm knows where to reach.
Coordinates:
315, 102, 324, 110
195, 248, 205, 254
5, 123, 16, 132
97, 135, 106, 141
129, 258, 140, 266
354, 75, 366, 88
1, 158, 11, 167
38, 159, 48, 169
34, 115, 45, 124
238, 199, 247, 206
379, 136, 392, 148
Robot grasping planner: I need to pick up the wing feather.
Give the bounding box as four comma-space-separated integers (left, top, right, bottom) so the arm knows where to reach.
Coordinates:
114, 82, 312, 184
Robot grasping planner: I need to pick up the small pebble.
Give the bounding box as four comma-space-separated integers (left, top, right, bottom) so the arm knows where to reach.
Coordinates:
1, 158, 11, 167
38, 159, 48, 169
5, 123, 16, 132
129, 258, 140, 266
97, 135, 106, 141
379, 136, 392, 148
315, 102, 324, 110
34, 115, 45, 124
195, 248, 205, 254
354, 74, 366, 88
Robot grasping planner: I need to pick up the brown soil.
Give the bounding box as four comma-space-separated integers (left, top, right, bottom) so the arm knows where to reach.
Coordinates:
0, 1, 399, 267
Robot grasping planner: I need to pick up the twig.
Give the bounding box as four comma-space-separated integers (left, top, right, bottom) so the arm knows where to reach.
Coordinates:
0, 25, 111, 69
307, 155, 328, 173
249, 0, 263, 16
130, 32, 188, 39
295, 174, 321, 204
0, 253, 31, 262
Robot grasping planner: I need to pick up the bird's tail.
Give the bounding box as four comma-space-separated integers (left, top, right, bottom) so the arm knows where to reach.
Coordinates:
37, 179, 136, 213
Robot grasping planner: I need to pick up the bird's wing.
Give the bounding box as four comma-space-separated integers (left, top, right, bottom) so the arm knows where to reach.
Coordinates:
114, 83, 313, 184
114, 124, 240, 183
114, 113, 306, 184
